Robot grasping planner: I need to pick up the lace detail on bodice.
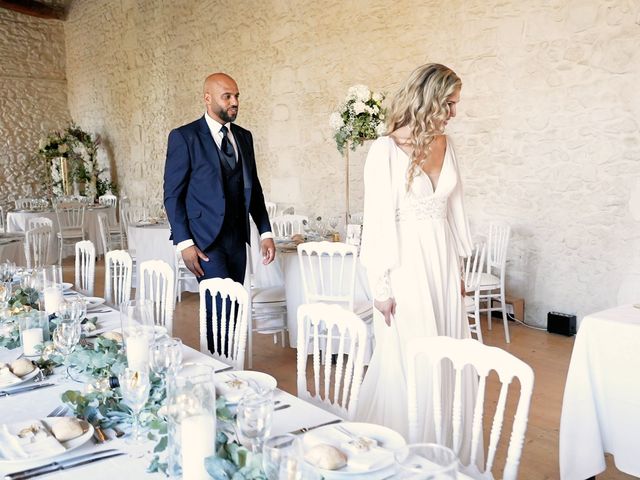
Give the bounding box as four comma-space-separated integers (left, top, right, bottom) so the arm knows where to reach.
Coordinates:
395, 195, 447, 222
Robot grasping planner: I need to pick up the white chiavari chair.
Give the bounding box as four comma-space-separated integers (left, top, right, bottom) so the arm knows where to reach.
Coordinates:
24, 225, 52, 269
27, 217, 53, 231
138, 260, 175, 336
271, 214, 308, 239
198, 278, 248, 370
74, 240, 95, 297
104, 250, 132, 308
463, 241, 487, 343
406, 336, 534, 480
296, 303, 367, 420
54, 202, 85, 265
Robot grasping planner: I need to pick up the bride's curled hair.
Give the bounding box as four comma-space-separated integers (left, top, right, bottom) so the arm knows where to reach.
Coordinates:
385, 63, 461, 190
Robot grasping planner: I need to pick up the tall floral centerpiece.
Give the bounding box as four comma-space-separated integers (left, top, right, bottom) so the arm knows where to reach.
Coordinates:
36, 124, 116, 201
330, 85, 386, 224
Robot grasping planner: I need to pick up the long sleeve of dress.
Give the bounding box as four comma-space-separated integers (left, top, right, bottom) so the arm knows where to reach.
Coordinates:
446, 140, 473, 258
360, 137, 400, 299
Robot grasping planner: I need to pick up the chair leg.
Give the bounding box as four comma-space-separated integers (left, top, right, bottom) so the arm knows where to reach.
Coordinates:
247, 313, 253, 369
474, 295, 483, 343
500, 288, 510, 344
486, 295, 493, 330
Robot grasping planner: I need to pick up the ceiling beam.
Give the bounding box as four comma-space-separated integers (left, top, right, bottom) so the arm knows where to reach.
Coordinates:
0, 0, 66, 20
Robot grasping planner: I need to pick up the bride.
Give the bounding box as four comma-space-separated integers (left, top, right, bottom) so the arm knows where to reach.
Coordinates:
356, 63, 479, 465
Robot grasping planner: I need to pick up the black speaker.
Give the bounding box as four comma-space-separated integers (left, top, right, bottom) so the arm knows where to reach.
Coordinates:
547, 311, 576, 336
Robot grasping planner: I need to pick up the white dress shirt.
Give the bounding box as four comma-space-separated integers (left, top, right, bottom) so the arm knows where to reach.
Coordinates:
176, 112, 273, 252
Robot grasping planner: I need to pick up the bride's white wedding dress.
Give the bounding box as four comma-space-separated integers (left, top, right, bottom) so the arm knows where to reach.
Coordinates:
357, 135, 479, 465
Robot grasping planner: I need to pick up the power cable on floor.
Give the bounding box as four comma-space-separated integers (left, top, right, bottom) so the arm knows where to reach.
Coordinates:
507, 313, 547, 331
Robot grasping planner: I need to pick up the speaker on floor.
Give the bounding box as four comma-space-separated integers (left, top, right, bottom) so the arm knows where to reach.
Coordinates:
547, 311, 576, 336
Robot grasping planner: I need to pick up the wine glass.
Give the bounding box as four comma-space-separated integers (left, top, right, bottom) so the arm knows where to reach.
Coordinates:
0, 281, 12, 309
328, 216, 340, 233
262, 434, 304, 480
394, 443, 458, 479
149, 337, 183, 388
236, 391, 274, 453
118, 368, 151, 454
52, 319, 81, 381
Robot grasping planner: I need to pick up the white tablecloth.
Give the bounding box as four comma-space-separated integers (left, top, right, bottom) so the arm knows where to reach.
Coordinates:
559, 304, 640, 479
6, 206, 114, 259
0, 235, 25, 265
127, 224, 198, 295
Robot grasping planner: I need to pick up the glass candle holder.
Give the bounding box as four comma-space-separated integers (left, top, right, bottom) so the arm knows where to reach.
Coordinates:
394, 443, 458, 479
120, 299, 155, 371
166, 363, 217, 480
18, 311, 50, 356
42, 283, 63, 315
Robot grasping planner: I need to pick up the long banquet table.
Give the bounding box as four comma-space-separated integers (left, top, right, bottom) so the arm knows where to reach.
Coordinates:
0, 304, 342, 479
559, 304, 640, 479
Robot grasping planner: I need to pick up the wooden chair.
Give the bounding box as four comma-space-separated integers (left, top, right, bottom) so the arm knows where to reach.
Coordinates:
24, 225, 52, 269
74, 240, 95, 296
406, 337, 534, 480
104, 250, 132, 308
463, 241, 487, 343
296, 303, 367, 420
479, 223, 512, 343
198, 277, 248, 370
138, 259, 175, 336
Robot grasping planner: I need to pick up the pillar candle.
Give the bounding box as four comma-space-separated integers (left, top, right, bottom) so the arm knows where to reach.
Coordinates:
22, 328, 43, 356
126, 335, 150, 372
181, 414, 216, 480
43, 286, 63, 315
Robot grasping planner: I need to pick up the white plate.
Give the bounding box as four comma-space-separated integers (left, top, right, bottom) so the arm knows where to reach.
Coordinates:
0, 418, 94, 464
84, 296, 106, 310
216, 370, 277, 403
302, 422, 406, 478
62, 282, 73, 291
0, 366, 41, 390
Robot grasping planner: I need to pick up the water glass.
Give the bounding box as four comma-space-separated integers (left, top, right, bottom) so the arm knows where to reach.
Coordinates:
262, 434, 303, 480
236, 390, 274, 453
118, 368, 151, 450
52, 319, 81, 380
38, 265, 63, 288
56, 296, 86, 323
149, 336, 183, 385
394, 443, 458, 479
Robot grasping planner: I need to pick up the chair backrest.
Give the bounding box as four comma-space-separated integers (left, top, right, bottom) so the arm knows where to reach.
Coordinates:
96, 213, 112, 253
55, 202, 85, 231
265, 201, 277, 218
104, 250, 132, 308
139, 260, 175, 335
74, 240, 95, 296
487, 223, 511, 276
15, 198, 33, 210
464, 241, 487, 293
296, 303, 367, 420
349, 212, 364, 225
406, 337, 534, 480
121, 204, 149, 228
24, 225, 52, 269
271, 214, 308, 238
198, 277, 248, 370
27, 216, 54, 231
297, 241, 357, 309
98, 194, 117, 208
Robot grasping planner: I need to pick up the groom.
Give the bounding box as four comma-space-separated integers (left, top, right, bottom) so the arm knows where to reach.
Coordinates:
163, 72, 275, 352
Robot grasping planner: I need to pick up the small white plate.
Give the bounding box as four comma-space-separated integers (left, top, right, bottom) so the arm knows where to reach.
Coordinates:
62, 282, 73, 291
0, 418, 94, 464
0, 366, 41, 390
84, 297, 106, 310
216, 370, 277, 403
302, 422, 406, 478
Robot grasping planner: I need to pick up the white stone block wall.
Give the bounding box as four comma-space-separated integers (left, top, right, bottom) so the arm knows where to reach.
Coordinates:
0, 9, 70, 204
33, 0, 640, 326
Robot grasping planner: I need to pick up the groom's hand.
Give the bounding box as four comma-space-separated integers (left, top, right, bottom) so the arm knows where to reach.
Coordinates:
374, 298, 396, 327
182, 245, 209, 277
261, 238, 276, 265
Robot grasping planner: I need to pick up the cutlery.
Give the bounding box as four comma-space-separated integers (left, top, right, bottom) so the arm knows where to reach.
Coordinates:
89, 309, 112, 314
274, 404, 290, 412
111, 426, 125, 438
0, 383, 55, 397
46, 405, 69, 418
289, 418, 343, 434
215, 365, 234, 373
4, 449, 124, 480
93, 425, 109, 443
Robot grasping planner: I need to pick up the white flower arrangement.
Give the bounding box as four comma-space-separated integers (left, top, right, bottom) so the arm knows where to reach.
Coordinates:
330, 84, 386, 153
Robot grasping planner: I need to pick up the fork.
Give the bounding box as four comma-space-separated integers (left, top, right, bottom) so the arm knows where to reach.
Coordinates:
46, 405, 69, 417
335, 425, 362, 442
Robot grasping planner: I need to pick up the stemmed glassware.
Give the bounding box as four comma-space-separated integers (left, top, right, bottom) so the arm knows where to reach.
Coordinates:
394, 443, 458, 479
236, 390, 274, 454
118, 367, 151, 454
262, 434, 309, 480
52, 319, 81, 381
149, 336, 183, 389
0, 281, 12, 310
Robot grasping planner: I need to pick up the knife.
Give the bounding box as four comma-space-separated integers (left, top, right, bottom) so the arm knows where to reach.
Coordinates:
274, 404, 290, 412
289, 418, 343, 434
215, 365, 234, 373
0, 383, 55, 397
5, 450, 124, 480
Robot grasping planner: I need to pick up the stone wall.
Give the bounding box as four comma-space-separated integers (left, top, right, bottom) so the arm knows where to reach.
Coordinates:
63, 0, 640, 326
0, 9, 69, 204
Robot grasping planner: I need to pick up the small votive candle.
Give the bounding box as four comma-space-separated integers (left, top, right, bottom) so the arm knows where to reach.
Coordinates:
181, 414, 216, 480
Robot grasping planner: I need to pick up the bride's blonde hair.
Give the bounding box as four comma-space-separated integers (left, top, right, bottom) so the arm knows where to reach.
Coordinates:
385, 63, 461, 190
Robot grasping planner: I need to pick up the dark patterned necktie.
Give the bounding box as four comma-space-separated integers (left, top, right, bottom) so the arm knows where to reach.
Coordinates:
219, 125, 236, 168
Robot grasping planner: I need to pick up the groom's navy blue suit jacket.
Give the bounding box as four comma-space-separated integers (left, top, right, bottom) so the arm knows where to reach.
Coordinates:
163, 116, 271, 251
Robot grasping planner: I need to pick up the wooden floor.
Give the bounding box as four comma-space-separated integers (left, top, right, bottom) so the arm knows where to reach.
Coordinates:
70, 259, 634, 480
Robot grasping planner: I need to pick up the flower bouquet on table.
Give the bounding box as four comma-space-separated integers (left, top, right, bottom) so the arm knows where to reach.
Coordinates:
330, 84, 386, 153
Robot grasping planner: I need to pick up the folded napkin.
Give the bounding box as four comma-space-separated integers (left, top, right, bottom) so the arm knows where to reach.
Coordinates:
345, 445, 394, 471
0, 420, 65, 460
216, 375, 251, 403
0, 369, 22, 388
